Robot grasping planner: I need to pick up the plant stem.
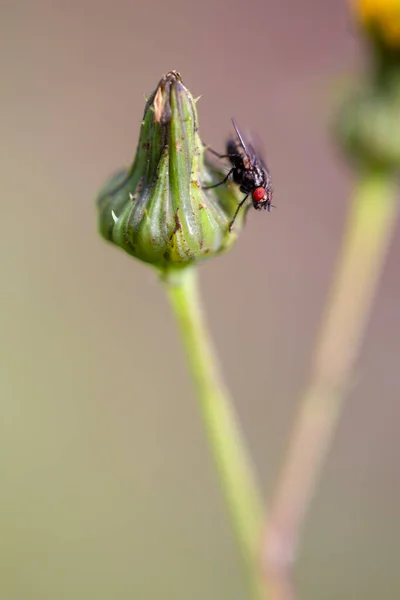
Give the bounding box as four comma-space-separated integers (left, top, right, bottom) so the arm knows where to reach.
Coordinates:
164, 267, 265, 600
260, 169, 399, 600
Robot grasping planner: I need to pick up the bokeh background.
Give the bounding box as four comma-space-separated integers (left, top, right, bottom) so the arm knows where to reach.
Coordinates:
2, 1, 400, 598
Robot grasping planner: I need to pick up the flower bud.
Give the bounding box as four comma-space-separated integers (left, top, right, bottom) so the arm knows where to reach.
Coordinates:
335, 4, 400, 171
336, 74, 400, 170
97, 71, 244, 271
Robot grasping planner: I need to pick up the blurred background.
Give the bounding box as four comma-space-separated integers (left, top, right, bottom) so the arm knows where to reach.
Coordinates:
1, 1, 400, 598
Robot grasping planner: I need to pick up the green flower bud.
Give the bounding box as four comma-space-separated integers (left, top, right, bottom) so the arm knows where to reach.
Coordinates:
336, 73, 400, 170
336, 8, 400, 171
97, 71, 245, 271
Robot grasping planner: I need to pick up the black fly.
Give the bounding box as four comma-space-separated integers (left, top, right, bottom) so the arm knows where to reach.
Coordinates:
204, 119, 273, 231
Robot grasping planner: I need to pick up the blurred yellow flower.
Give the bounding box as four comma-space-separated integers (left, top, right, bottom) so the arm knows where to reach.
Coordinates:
354, 0, 400, 46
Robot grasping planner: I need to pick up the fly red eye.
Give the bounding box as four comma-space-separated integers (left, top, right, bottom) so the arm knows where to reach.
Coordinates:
252, 187, 265, 202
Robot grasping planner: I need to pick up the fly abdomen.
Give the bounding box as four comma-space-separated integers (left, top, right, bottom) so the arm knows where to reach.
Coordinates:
232, 168, 244, 186
227, 138, 241, 158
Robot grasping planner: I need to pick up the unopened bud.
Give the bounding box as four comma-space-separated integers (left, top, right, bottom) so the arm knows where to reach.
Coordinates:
97, 71, 244, 271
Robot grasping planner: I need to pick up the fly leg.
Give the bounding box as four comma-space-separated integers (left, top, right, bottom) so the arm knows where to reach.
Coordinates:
205, 147, 240, 160
205, 146, 242, 160
203, 168, 235, 190
228, 194, 249, 232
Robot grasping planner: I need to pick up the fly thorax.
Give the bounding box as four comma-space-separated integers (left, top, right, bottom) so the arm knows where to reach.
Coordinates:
253, 166, 266, 187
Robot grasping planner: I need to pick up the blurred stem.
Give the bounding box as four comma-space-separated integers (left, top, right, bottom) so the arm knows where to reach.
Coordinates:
164, 267, 266, 600
260, 169, 399, 600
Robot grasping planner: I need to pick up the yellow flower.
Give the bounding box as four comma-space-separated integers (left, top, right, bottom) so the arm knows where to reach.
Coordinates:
354, 0, 400, 46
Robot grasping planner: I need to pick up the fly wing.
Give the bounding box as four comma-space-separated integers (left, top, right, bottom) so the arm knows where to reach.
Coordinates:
238, 121, 270, 176
231, 118, 257, 164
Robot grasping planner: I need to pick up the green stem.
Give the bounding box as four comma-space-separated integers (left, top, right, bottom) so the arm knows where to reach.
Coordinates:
260, 169, 399, 600
164, 267, 265, 600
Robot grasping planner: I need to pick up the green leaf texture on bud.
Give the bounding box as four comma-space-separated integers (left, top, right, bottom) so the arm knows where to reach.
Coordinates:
97, 71, 245, 270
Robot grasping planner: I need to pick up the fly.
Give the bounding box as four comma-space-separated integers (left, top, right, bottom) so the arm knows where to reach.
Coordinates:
204, 119, 273, 231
